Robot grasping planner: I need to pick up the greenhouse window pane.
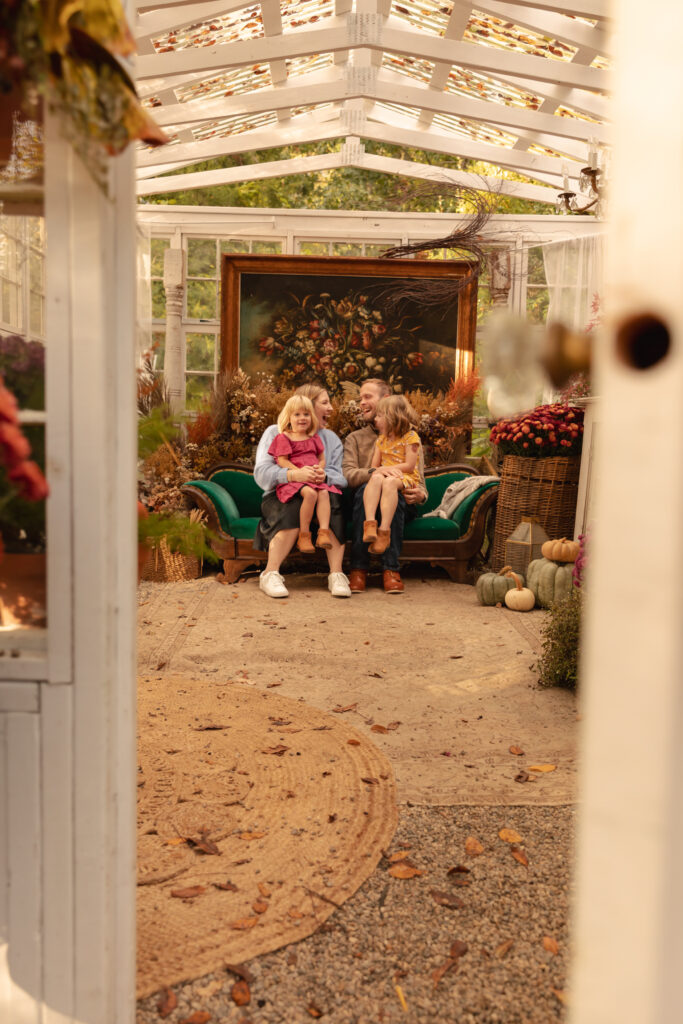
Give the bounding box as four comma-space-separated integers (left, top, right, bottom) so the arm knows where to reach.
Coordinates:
151, 331, 165, 371
186, 279, 217, 320
186, 373, 214, 409
0, 422, 47, 627
252, 240, 282, 254
150, 237, 171, 278
332, 242, 363, 257
187, 237, 217, 278
220, 239, 250, 254
151, 279, 166, 320
186, 332, 216, 372
298, 241, 329, 256
526, 286, 549, 324
29, 291, 44, 337
364, 243, 397, 257
527, 246, 546, 285
29, 251, 43, 291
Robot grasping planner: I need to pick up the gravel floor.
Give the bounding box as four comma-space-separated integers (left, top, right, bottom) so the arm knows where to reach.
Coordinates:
137, 804, 573, 1024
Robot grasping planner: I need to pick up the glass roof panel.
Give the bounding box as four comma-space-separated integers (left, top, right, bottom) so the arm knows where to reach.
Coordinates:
174, 64, 273, 105
152, 4, 264, 54
280, 0, 335, 30
287, 53, 334, 78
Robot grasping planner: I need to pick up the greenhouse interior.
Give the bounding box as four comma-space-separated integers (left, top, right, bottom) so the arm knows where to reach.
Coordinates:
1, 2, 682, 1023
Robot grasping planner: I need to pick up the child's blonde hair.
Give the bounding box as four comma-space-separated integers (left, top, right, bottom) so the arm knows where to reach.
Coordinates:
277, 394, 319, 435
376, 394, 418, 439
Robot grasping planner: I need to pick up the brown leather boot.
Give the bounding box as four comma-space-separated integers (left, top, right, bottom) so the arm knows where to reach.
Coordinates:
348, 569, 367, 593
383, 569, 404, 594
315, 528, 333, 549
297, 531, 315, 553
369, 528, 391, 554
363, 519, 378, 543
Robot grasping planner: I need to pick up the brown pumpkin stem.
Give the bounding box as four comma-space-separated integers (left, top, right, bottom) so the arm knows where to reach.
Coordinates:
498, 565, 513, 576
505, 571, 523, 590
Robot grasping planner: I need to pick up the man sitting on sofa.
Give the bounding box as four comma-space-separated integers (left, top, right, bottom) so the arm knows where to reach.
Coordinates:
342, 378, 427, 594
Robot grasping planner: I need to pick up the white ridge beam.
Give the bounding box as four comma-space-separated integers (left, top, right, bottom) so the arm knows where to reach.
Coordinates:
135, 16, 609, 94
489, 0, 609, 18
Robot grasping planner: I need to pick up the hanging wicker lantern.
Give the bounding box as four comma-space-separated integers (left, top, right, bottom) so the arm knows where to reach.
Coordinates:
504, 517, 549, 577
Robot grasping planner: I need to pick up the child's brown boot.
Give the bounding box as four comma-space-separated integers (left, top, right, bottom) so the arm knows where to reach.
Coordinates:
315, 528, 333, 549
297, 531, 315, 553
363, 520, 378, 543
370, 528, 391, 554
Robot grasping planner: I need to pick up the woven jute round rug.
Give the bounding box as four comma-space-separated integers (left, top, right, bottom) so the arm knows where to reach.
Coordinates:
137, 675, 398, 999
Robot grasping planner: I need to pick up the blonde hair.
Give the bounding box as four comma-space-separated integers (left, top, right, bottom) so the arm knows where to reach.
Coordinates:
277, 394, 319, 435
376, 394, 418, 439
295, 382, 325, 405
361, 377, 392, 398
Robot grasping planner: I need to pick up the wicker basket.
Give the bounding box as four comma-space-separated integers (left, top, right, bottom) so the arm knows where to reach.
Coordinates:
491, 455, 580, 571
140, 538, 202, 583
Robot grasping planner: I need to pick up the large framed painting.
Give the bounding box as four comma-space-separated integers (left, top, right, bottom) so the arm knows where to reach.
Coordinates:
220, 254, 478, 394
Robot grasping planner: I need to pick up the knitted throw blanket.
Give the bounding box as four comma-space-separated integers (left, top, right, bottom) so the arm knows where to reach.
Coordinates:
422, 475, 499, 520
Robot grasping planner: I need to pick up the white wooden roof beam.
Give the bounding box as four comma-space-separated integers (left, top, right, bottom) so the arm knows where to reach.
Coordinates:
489, 0, 609, 18
137, 106, 586, 188
260, 0, 289, 124
135, 0, 254, 41
473, 0, 612, 55
137, 147, 556, 204
418, 1, 473, 129
135, 17, 609, 94
148, 71, 607, 147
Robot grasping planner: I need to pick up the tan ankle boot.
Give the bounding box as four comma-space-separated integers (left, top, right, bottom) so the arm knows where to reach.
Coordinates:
315, 528, 333, 549
370, 528, 391, 554
297, 531, 315, 553
363, 519, 378, 543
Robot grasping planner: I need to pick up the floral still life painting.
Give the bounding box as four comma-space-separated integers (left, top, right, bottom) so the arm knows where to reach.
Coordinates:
221, 255, 478, 395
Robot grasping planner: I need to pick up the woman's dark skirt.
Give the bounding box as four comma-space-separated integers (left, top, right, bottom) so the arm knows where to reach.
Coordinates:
254, 491, 346, 551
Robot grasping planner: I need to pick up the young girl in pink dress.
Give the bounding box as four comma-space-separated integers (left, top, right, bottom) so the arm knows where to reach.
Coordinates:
268, 395, 341, 553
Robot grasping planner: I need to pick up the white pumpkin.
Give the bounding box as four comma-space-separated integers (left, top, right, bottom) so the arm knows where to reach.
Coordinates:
504, 571, 535, 612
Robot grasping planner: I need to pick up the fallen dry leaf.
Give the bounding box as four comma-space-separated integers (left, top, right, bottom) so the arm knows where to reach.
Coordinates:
252, 900, 269, 914
430, 889, 464, 910
332, 703, 357, 713
257, 883, 271, 897
514, 770, 531, 784
213, 881, 237, 892
262, 745, 289, 756
266, 681, 282, 687
164, 837, 187, 847
509, 745, 525, 755
192, 834, 220, 856
432, 958, 457, 987
170, 885, 206, 900
156, 659, 167, 671
194, 724, 228, 731
552, 988, 569, 1006
238, 832, 266, 841
306, 1004, 323, 1018
464, 837, 484, 856
231, 980, 251, 1007
388, 862, 423, 879
495, 939, 514, 958
288, 908, 305, 919
386, 721, 401, 730
370, 724, 388, 734
395, 985, 408, 1012
447, 865, 471, 875
230, 917, 259, 930
156, 987, 177, 1018
527, 764, 556, 773
498, 828, 522, 844
543, 936, 559, 955
347, 738, 361, 746
225, 963, 254, 984
389, 851, 411, 863
361, 777, 379, 785
180, 1014, 212, 1024
511, 846, 529, 868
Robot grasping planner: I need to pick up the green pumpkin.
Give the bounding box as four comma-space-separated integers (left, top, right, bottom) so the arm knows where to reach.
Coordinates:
526, 558, 574, 609
476, 565, 525, 606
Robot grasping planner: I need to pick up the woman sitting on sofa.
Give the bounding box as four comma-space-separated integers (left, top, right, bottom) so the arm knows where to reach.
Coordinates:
253, 383, 351, 599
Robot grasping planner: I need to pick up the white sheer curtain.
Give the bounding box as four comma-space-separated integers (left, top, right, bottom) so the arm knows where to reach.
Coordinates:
542, 234, 605, 332
136, 220, 152, 361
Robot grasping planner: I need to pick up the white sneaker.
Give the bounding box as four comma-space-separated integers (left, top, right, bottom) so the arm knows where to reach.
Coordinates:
328, 572, 351, 598
259, 570, 289, 598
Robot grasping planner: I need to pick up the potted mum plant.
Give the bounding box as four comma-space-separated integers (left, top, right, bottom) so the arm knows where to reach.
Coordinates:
488, 403, 585, 569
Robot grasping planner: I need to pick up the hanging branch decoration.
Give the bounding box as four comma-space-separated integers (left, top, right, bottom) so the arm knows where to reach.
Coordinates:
374, 182, 498, 313
0, 0, 169, 185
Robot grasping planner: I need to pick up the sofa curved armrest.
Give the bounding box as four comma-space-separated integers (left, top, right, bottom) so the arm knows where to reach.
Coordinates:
181, 480, 241, 533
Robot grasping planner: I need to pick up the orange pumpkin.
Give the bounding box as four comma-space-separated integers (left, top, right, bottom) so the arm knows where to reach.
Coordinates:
540, 538, 579, 563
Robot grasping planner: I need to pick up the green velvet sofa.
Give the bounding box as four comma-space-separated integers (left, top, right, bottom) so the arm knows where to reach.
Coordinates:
181, 461, 499, 584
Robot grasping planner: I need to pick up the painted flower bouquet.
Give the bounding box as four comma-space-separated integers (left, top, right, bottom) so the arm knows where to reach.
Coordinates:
257, 289, 453, 393
489, 403, 584, 459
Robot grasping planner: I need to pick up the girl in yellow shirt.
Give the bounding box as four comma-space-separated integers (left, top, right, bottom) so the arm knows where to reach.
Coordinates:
362, 394, 422, 555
